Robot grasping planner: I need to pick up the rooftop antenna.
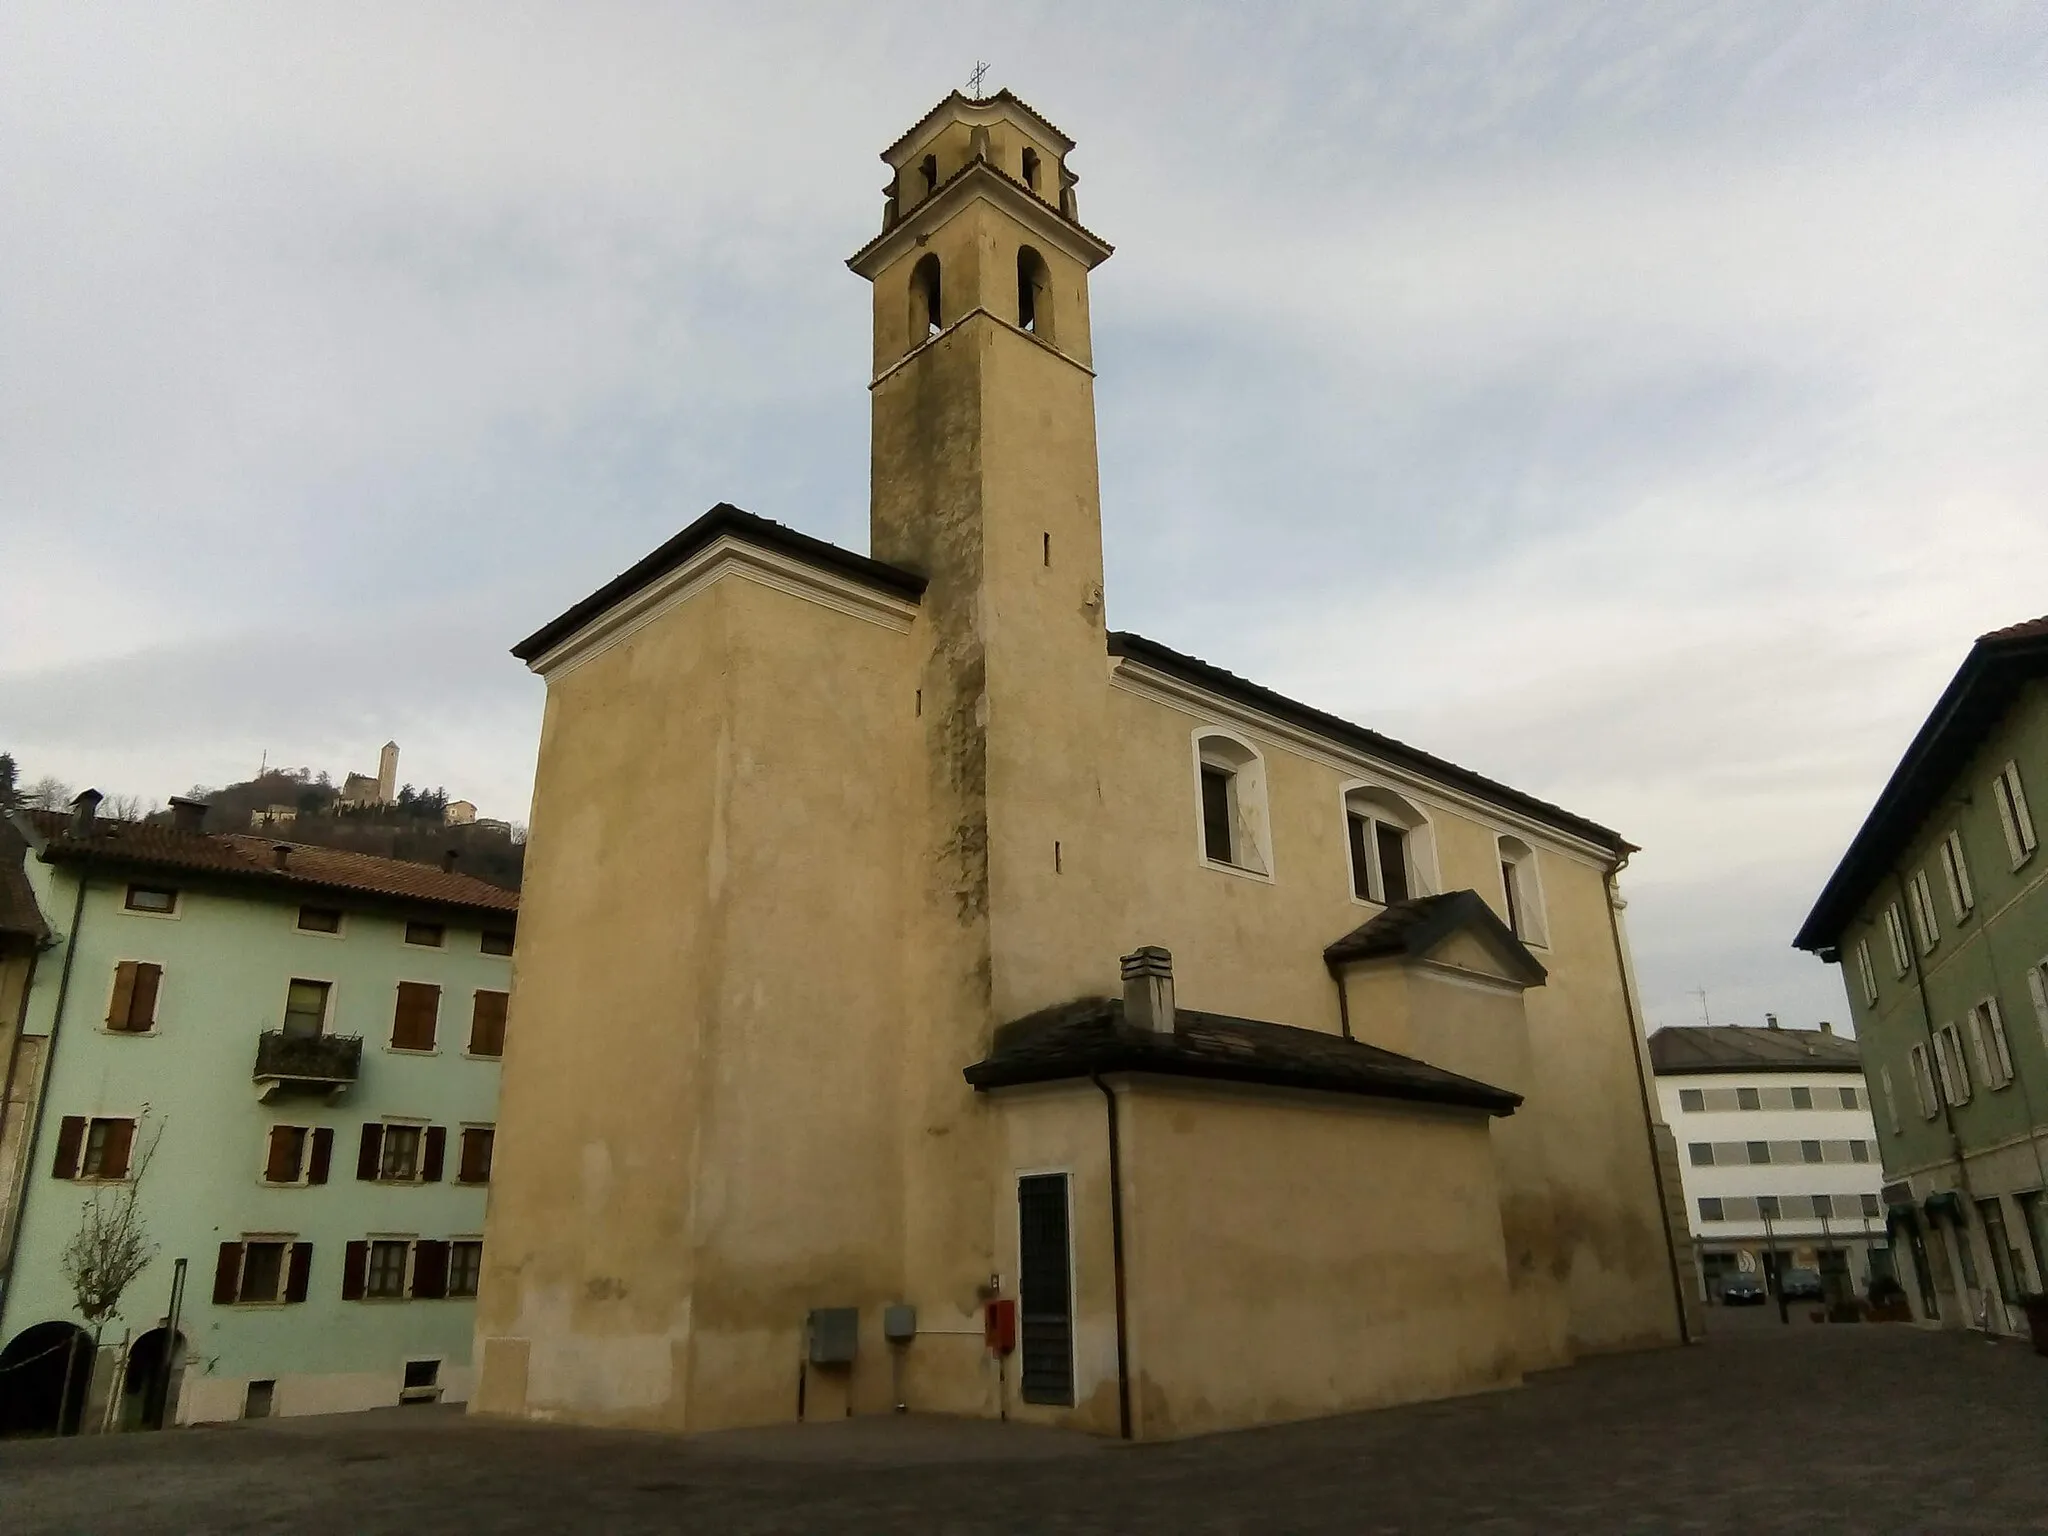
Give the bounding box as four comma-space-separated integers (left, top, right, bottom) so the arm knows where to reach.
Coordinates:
969, 60, 990, 96
1691, 987, 1712, 1026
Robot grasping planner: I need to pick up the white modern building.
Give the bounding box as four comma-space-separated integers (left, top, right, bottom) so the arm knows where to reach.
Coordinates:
1651, 1020, 1892, 1304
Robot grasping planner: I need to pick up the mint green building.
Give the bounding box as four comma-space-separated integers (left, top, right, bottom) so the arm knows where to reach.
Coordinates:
0, 795, 515, 1429
1796, 616, 2048, 1336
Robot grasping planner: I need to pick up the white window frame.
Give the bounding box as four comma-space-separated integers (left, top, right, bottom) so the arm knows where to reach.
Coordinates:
1340, 782, 1438, 907
1938, 831, 1974, 921
1908, 1043, 1938, 1119
1496, 835, 1548, 946
1992, 761, 2037, 867
1883, 904, 1911, 975
1907, 870, 1940, 953
2028, 959, 2048, 1051
1933, 1023, 1971, 1106
1855, 939, 1878, 1005
1878, 1065, 1900, 1135
1191, 728, 1274, 881
1966, 997, 2014, 1090
281, 976, 335, 1039
121, 883, 182, 920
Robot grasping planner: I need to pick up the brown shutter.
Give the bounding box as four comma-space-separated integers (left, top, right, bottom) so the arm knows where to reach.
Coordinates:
411, 1239, 450, 1300
341, 1240, 368, 1300
392, 983, 440, 1051
265, 1127, 299, 1183
129, 963, 162, 1030
212, 1241, 243, 1305
285, 1243, 313, 1303
356, 1123, 384, 1181
52, 1116, 86, 1179
469, 991, 508, 1056
100, 1119, 134, 1180
421, 1126, 446, 1183
307, 1127, 333, 1185
457, 1129, 484, 1184
107, 962, 139, 1029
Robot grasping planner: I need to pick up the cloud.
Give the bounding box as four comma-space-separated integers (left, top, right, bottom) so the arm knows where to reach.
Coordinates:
4, 1, 2046, 1036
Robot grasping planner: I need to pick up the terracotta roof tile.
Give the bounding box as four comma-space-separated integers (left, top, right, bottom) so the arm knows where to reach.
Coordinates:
19, 811, 517, 917
1978, 613, 2048, 644
0, 820, 48, 940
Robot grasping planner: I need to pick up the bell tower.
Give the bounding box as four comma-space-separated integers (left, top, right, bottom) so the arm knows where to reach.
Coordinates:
849, 89, 1116, 1025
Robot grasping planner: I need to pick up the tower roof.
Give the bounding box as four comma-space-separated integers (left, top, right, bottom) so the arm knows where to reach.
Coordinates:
880, 88, 1075, 165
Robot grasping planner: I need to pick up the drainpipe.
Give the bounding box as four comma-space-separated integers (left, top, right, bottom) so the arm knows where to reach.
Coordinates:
1327, 961, 1353, 1040
1602, 854, 1693, 1345
1090, 1074, 1132, 1441
0, 869, 87, 1333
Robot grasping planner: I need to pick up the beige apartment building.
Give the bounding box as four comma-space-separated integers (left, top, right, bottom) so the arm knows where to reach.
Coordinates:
474, 89, 1691, 1441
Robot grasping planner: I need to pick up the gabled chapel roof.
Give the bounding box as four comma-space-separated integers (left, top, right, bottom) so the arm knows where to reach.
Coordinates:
1324, 890, 1549, 986
965, 996, 1521, 1115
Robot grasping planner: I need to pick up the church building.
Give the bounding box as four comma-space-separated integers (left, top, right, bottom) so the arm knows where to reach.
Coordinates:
474, 90, 1692, 1440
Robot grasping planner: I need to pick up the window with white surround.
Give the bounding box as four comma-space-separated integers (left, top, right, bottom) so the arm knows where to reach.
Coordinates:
1966, 998, 2014, 1090
1193, 730, 1272, 877
1883, 904, 1911, 974
2026, 959, 2048, 1049
1938, 831, 1974, 920
1855, 939, 1878, 1005
1343, 785, 1434, 906
1879, 1065, 1900, 1134
1496, 835, 1547, 945
1933, 1024, 1972, 1106
1992, 761, 2037, 866
1907, 870, 1940, 953
1908, 1044, 1938, 1118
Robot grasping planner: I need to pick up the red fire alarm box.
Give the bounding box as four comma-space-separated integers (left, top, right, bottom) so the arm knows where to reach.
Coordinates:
984, 1297, 1016, 1355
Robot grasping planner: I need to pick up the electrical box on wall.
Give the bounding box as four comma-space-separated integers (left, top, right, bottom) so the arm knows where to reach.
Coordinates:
808, 1307, 859, 1364
882, 1304, 917, 1342
984, 1297, 1016, 1355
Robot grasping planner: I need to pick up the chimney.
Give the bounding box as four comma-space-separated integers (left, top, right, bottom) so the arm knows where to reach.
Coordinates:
168, 796, 208, 835
1820, 1021, 1833, 1036
272, 843, 291, 871
1765, 1013, 1780, 1031
69, 789, 102, 835
441, 848, 459, 874
1120, 946, 1175, 1034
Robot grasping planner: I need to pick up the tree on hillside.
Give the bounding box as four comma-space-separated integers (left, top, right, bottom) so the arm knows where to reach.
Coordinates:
0, 753, 17, 806
23, 775, 71, 810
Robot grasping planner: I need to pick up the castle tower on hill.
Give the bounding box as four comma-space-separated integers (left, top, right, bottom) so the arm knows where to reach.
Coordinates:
377, 741, 399, 806
481, 88, 1688, 1442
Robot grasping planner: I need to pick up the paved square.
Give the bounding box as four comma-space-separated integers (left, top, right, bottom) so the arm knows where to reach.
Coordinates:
5, 1313, 2044, 1533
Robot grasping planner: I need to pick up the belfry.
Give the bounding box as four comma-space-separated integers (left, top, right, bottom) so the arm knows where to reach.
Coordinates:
477, 88, 1691, 1440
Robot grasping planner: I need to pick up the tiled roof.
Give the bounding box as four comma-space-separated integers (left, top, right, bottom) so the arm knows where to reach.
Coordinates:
0, 819, 49, 940
1323, 890, 1549, 985
965, 996, 1520, 1115
17, 811, 517, 918
1109, 633, 1632, 856
510, 503, 926, 664
1796, 614, 2048, 952
1648, 1025, 1861, 1077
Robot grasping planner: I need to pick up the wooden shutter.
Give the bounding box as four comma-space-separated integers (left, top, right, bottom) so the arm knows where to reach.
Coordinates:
421, 1126, 446, 1183
307, 1127, 334, 1185
129, 963, 162, 1030
52, 1116, 86, 1179
356, 1123, 384, 1181
458, 1128, 487, 1184
2010, 764, 2039, 852
265, 1127, 296, 1183
469, 991, 508, 1056
411, 1239, 450, 1300
341, 1240, 369, 1301
392, 983, 440, 1050
107, 962, 139, 1029
285, 1243, 313, 1304
100, 1119, 134, 1180
213, 1242, 243, 1305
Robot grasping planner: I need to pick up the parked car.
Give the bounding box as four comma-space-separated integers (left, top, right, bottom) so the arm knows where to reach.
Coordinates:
1780, 1268, 1824, 1301
1721, 1273, 1768, 1305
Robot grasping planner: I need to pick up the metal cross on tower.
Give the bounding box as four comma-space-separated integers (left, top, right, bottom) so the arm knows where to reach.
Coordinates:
969, 60, 989, 95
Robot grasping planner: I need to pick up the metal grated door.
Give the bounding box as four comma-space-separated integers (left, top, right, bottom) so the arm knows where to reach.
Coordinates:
1017, 1173, 1074, 1405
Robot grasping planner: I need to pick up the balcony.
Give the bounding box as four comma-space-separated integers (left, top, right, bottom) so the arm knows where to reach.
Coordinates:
253, 1031, 363, 1100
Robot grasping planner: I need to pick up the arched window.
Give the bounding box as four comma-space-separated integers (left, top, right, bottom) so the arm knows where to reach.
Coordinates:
1021, 147, 1041, 191
1497, 835, 1547, 945
910, 253, 942, 342
1017, 246, 1051, 337
1343, 786, 1435, 905
920, 154, 939, 194
1194, 730, 1272, 877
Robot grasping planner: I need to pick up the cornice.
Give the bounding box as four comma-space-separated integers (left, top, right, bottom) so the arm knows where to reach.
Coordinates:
847, 160, 1113, 280
528, 536, 919, 682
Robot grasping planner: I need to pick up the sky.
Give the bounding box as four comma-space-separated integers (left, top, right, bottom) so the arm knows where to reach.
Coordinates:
4, 2, 2046, 1035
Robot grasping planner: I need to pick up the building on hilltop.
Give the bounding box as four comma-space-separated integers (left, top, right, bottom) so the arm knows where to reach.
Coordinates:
335, 741, 400, 810
0, 792, 517, 1434
1796, 616, 2048, 1338
476, 88, 1695, 1442
1650, 1019, 1891, 1306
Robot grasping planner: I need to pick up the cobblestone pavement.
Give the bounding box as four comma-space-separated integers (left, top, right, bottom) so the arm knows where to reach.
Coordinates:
5, 1313, 2045, 1534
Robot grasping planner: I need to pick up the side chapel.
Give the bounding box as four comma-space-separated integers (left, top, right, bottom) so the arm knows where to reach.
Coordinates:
474, 90, 1693, 1440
